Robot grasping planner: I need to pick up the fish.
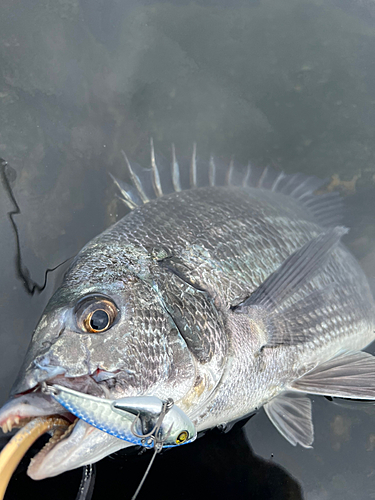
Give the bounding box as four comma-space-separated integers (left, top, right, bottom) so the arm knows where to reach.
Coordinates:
0, 142, 374, 482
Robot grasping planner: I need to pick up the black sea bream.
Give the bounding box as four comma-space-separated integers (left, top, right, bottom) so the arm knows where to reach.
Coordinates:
1, 145, 374, 480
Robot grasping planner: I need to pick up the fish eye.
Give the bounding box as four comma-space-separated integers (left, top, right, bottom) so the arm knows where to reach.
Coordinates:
89, 309, 109, 331
75, 295, 119, 333
176, 431, 189, 444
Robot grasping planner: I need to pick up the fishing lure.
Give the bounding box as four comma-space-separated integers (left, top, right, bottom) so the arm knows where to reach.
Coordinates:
41, 384, 197, 499
42, 383, 197, 451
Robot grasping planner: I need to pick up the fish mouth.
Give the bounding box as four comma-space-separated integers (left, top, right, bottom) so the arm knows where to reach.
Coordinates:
0, 373, 132, 480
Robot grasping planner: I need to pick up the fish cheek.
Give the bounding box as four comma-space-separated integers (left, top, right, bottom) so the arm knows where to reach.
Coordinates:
88, 317, 196, 401
85, 324, 129, 374
164, 327, 197, 401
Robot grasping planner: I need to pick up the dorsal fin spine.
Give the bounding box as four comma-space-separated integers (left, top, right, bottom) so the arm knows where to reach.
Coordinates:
115, 192, 137, 210
171, 144, 181, 192
296, 190, 313, 200
209, 155, 216, 186
150, 138, 163, 198
242, 164, 251, 187
304, 194, 337, 208
290, 177, 311, 197
109, 174, 139, 209
270, 171, 285, 192
121, 151, 149, 203
226, 159, 234, 185
190, 143, 197, 188
258, 165, 268, 188
281, 174, 299, 193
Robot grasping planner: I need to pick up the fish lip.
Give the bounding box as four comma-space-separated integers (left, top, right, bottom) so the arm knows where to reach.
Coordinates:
10, 364, 121, 397
2, 371, 112, 446
10, 366, 67, 397
0, 391, 73, 436
27, 418, 130, 480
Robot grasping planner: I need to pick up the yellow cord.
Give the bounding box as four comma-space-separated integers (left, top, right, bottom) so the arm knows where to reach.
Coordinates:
0, 416, 69, 500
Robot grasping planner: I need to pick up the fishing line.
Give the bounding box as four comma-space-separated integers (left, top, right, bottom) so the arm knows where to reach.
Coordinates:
131, 448, 158, 500
0, 158, 73, 295
130, 399, 174, 500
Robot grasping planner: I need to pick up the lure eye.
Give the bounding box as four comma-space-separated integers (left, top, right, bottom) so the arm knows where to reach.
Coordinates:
176, 431, 189, 444
75, 295, 118, 333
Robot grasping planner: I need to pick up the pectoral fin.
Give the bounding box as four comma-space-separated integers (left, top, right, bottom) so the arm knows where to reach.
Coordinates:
234, 227, 348, 348
292, 351, 375, 399
241, 226, 347, 311
263, 392, 314, 448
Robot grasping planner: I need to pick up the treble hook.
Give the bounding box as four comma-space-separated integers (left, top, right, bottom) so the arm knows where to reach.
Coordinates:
130, 398, 174, 445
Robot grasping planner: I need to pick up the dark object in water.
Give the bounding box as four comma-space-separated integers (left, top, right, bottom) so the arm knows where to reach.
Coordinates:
75, 464, 96, 500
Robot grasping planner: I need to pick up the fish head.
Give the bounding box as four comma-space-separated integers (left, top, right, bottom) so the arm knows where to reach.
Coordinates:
1, 238, 197, 478
12, 238, 197, 399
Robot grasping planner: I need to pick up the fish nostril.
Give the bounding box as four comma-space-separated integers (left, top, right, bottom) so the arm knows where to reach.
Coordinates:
40, 329, 64, 350
35, 354, 51, 367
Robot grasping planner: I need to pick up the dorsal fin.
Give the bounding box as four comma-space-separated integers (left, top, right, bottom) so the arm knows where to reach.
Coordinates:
112, 142, 343, 227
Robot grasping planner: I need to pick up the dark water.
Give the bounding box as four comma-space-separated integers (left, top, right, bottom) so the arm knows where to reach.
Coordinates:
1, 0, 375, 499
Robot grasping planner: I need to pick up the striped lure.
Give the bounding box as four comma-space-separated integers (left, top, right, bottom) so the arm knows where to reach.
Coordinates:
45, 384, 197, 449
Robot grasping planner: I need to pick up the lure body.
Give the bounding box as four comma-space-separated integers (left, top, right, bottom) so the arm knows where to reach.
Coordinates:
50, 384, 197, 448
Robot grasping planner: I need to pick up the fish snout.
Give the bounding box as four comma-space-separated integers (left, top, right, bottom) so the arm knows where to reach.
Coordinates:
9, 308, 70, 396
10, 328, 97, 397
10, 365, 67, 396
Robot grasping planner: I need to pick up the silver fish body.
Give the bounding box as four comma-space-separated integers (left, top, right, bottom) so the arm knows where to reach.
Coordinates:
1, 149, 374, 479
